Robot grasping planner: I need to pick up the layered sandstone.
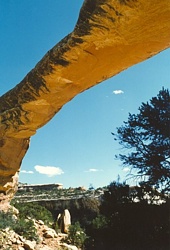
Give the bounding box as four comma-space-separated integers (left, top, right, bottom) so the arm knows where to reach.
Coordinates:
0, 0, 170, 209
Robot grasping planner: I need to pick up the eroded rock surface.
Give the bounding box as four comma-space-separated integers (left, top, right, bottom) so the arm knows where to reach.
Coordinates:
0, 0, 170, 209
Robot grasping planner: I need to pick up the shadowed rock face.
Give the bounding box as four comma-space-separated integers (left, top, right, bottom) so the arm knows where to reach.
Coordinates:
0, 0, 170, 209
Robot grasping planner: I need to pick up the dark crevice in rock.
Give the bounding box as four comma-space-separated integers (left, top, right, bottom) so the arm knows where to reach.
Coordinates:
74, 0, 108, 37
106, 3, 123, 16
119, 0, 138, 7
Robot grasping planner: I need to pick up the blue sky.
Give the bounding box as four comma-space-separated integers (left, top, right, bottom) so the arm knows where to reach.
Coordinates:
0, 1, 170, 189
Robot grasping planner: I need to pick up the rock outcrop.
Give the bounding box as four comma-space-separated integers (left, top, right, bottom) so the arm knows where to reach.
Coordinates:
18, 183, 63, 192
57, 209, 71, 233
0, 0, 170, 209
0, 218, 75, 250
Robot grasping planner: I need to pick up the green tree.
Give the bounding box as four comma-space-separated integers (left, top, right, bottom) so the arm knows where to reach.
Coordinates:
100, 181, 130, 216
112, 88, 170, 192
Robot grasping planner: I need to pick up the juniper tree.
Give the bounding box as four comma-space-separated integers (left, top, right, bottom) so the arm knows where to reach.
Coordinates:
112, 88, 170, 193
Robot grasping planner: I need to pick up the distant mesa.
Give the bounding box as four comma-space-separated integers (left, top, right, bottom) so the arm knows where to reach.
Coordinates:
18, 183, 63, 192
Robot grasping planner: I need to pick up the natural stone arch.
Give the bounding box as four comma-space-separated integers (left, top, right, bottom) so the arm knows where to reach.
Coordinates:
0, 0, 170, 210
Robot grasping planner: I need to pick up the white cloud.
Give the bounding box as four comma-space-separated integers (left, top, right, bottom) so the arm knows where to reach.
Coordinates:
89, 168, 98, 172
85, 168, 103, 173
34, 165, 64, 177
123, 167, 130, 172
113, 90, 124, 95
20, 170, 34, 174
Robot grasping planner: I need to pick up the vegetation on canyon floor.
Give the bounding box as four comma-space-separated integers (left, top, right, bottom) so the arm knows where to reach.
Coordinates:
2, 181, 170, 250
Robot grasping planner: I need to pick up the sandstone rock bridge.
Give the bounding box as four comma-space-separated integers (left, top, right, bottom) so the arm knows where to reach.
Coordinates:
0, 0, 170, 210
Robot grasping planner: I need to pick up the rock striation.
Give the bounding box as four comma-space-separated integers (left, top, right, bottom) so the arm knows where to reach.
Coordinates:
0, 0, 170, 209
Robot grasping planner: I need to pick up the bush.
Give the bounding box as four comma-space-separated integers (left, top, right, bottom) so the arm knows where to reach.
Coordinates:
0, 210, 15, 229
13, 218, 38, 241
91, 215, 108, 230
0, 210, 38, 242
14, 202, 53, 226
64, 222, 88, 249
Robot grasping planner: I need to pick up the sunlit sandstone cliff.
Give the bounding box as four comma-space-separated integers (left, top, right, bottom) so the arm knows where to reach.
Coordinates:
0, 0, 170, 209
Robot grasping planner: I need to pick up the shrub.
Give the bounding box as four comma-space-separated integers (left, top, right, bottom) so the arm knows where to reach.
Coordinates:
64, 222, 88, 249
13, 218, 38, 241
91, 215, 108, 230
0, 210, 38, 242
0, 210, 15, 229
14, 202, 53, 226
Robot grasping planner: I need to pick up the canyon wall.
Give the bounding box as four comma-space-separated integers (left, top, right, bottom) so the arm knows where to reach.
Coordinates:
0, 0, 170, 209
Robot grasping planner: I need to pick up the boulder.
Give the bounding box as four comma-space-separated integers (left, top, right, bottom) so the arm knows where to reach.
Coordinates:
61, 243, 78, 250
18, 247, 25, 250
37, 246, 52, 250
24, 240, 36, 250
63, 209, 71, 233
38, 220, 45, 225
43, 228, 57, 238
57, 209, 71, 233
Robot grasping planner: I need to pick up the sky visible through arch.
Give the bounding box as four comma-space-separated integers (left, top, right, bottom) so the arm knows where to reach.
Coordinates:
0, 1, 170, 189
